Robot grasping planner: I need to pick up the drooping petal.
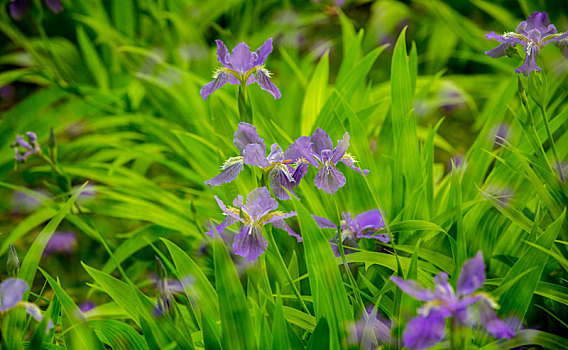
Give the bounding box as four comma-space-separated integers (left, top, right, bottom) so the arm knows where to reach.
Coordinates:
229, 42, 255, 74
543, 31, 568, 47
233, 122, 265, 153
390, 276, 436, 301
284, 137, 318, 166
233, 224, 268, 261
10, 0, 29, 20
331, 132, 349, 164
556, 38, 568, 59
312, 215, 337, 229
269, 164, 296, 200
200, 71, 229, 100
205, 158, 244, 186
245, 187, 278, 221
21, 301, 45, 322
292, 161, 310, 184
215, 40, 231, 67
206, 215, 240, 237
457, 251, 486, 296
44, 0, 63, 13
0, 278, 28, 311
403, 309, 446, 350
254, 69, 281, 99
311, 128, 333, 155
484, 32, 524, 58
515, 43, 542, 76
243, 143, 270, 167
212, 195, 242, 222
271, 218, 302, 242
355, 210, 385, 237
339, 154, 369, 177
253, 38, 273, 66
314, 164, 346, 194
478, 300, 515, 339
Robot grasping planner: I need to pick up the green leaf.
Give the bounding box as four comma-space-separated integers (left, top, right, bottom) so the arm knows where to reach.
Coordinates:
301, 52, 329, 135
90, 319, 149, 350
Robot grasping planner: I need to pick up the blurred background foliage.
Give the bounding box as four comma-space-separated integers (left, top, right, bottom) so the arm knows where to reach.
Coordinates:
1, 0, 568, 349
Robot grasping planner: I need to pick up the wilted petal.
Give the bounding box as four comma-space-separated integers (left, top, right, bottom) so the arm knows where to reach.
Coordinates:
229, 42, 255, 74
233, 122, 265, 153
403, 309, 446, 350
515, 44, 541, 76
10, 0, 29, 20
205, 158, 244, 186
0, 278, 28, 311
245, 187, 278, 220
314, 164, 346, 194
215, 40, 231, 67
200, 72, 229, 100
457, 251, 486, 296
253, 38, 273, 66
233, 224, 268, 261
243, 143, 270, 167
269, 164, 296, 200
44, 0, 63, 13
271, 218, 302, 242
312, 215, 337, 229
331, 132, 349, 164
311, 128, 333, 155
390, 276, 436, 301
478, 300, 515, 339
254, 69, 281, 99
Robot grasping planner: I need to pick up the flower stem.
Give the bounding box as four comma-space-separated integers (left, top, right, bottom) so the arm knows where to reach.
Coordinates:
449, 318, 467, 350
238, 83, 253, 124
538, 104, 564, 182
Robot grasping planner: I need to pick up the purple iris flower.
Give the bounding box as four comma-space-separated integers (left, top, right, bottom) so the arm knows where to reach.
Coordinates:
9, 0, 62, 20
200, 38, 281, 100
313, 209, 388, 257
43, 231, 77, 257
287, 128, 369, 194
348, 305, 391, 349
391, 252, 514, 350
207, 187, 301, 261
11, 132, 40, 162
78, 300, 97, 313
205, 123, 309, 200
0, 278, 53, 332
485, 12, 568, 76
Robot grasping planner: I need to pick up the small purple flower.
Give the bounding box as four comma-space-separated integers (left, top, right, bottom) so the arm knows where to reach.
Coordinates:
9, 0, 62, 20
390, 252, 514, 349
10, 189, 50, 215
491, 123, 511, 148
0, 84, 16, 101
207, 187, 301, 261
11, 132, 41, 162
43, 231, 77, 257
205, 123, 309, 200
0, 278, 53, 332
486, 12, 568, 76
313, 209, 388, 257
78, 300, 97, 313
287, 128, 369, 194
201, 38, 281, 100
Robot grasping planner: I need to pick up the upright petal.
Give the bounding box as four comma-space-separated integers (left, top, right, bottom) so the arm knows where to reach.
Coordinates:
355, 210, 385, 238
311, 128, 333, 155
200, 71, 229, 100
284, 137, 318, 166
229, 42, 255, 74
233, 224, 268, 261
267, 143, 284, 163
517, 12, 557, 38
403, 309, 446, 350
331, 132, 349, 164
212, 195, 242, 222
312, 215, 337, 229
478, 300, 515, 339
245, 187, 278, 221
205, 158, 244, 186
243, 143, 270, 167
271, 218, 302, 242
390, 276, 436, 301
0, 278, 28, 311
253, 38, 273, 66
457, 251, 486, 296
233, 123, 265, 153
515, 43, 541, 76
254, 69, 281, 99
269, 164, 296, 200
215, 40, 231, 67
314, 164, 346, 194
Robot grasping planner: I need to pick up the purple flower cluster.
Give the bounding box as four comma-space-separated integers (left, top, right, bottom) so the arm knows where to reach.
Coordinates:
391, 252, 514, 349
312, 209, 388, 256
206, 123, 368, 197
486, 12, 568, 76
207, 187, 300, 261
201, 39, 281, 100
11, 132, 40, 162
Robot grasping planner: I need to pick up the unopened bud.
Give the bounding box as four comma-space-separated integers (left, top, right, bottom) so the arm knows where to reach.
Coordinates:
7, 244, 20, 277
